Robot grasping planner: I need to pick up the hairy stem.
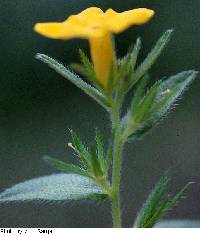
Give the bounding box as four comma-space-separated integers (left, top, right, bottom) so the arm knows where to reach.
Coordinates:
111, 130, 124, 227
110, 88, 125, 228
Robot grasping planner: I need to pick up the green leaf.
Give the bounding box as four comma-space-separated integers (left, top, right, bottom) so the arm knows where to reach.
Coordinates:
35, 53, 110, 111
70, 130, 93, 172
167, 182, 194, 209
143, 182, 193, 228
105, 130, 114, 173
133, 80, 161, 123
134, 173, 193, 228
107, 62, 117, 93
90, 146, 104, 178
70, 63, 88, 77
118, 37, 141, 80
127, 70, 198, 140
134, 174, 170, 228
130, 74, 150, 113
127, 30, 173, 92
0, 174, 108, 202
78, 49, 99, 86
95, 129, 105, 171
79, 49, 94, 75
129, 37, 142, 74
43, 155, 89, 177
70, 130, 108, 179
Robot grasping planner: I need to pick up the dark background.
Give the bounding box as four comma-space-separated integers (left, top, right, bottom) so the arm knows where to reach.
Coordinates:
0, 0, 200, 227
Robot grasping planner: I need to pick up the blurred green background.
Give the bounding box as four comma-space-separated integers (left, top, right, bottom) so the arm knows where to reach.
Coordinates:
1, 0, 200, 227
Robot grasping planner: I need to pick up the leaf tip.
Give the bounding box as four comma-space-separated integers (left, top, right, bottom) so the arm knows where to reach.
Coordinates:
35, 53, 44, 60
167, 29, 174, 34
42, 155, 50, 162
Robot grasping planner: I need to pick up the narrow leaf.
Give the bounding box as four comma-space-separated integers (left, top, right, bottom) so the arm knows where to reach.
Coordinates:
95, 130, 105, 171
79, 49, 98, 85
129, 37, 142, 73
143, 199, 170, 228
70, 130, 93, 172
43, 156, 89, 177
119, 37, 141, 78
70, 63, 88, 77
143, 182, 193, 228
127, 30, 173, 92
168, 182, 194, 209
134, 174, 170, 228
107, 62, 117, 93
134, 80, 161, 122
90, 147, 104, 178
35, 53, 110, 111
105, 130, 114, 173
134, 173, 193, 228
130, 74, 150, 114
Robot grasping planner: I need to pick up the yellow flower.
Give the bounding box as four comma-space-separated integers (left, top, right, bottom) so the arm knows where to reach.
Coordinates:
34, 7, 154, 88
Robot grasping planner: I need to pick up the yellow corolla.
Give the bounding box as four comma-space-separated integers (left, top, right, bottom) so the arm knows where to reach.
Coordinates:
34, 7, 154, 88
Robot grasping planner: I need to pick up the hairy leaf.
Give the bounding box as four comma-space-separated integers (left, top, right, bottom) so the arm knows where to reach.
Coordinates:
35, 53, 110, 111
105, 130, 114, 173
70, 130, 106, 179
78, 49, 98, 86
0, 174, 108, 202
133, 80, 161, 123
130, 74, 150, 113
134, 174, 170, 228
43, 156, 89, 177
134, 173, 193, 228
90, 147, 104, 178
127, 30, 173, 92
95, 129, 105, 171
127, 70, 198, 140
70, 63, 88, 77
119, 37, 141, 82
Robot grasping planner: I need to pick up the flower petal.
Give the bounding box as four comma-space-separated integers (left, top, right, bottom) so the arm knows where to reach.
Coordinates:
104, 8, 155, 33
34, 22, 70, 39
78, 7, 103, 16
89, 33, 115, 88
34, 21, 106, 40
34, 8, 106, 40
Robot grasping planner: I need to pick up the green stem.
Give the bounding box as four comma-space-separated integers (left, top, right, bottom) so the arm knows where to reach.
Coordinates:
110, 88, 125, 228
111, 130, 124, 227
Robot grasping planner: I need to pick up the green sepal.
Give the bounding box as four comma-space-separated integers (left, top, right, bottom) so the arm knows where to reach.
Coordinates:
43, 155, 89, 177
134, 173, 193, 228
35, 53, 110, 111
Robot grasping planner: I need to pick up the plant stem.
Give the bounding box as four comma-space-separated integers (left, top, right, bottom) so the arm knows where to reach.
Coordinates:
110, 88, 125, 228
111, 129, 124, 227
